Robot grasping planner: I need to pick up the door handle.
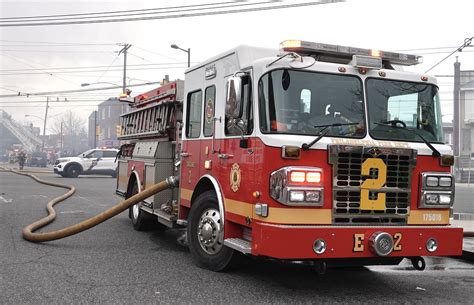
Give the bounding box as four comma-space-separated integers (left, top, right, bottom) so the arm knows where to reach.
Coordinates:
218, 153, 234, 160
180, 152, 190, 158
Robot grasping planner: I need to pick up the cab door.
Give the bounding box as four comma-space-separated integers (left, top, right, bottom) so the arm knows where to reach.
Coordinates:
217, 72, 256, 224
180, 90, 203, 199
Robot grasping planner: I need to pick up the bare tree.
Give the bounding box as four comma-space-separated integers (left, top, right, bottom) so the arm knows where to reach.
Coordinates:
50, 111, 85, 136
49, 111, 87, 156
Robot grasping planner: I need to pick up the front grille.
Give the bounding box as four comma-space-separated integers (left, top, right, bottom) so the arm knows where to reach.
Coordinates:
328, 145, 417, 225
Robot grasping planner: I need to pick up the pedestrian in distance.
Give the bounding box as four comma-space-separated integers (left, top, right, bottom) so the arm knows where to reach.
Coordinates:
17, 151, 26, 170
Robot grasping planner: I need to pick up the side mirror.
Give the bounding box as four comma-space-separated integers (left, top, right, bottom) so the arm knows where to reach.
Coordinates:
225, 76, 243, 119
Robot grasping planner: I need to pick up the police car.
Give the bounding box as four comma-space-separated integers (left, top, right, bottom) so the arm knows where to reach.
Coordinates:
54, 148, 118, 178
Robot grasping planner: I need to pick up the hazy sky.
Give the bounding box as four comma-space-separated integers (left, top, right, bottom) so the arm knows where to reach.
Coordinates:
1, 0, 473, 134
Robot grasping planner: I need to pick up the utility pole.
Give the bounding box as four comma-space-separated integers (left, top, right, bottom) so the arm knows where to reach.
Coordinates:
94, 110, 97, 148
187, 47, 190, 68
60, 121, 63, 154
453, 57, 461, 156
118, 43, 132, 95
41, 96, 49, 152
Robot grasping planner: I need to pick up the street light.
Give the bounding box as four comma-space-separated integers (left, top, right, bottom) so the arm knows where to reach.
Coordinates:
171, 44, 190, 68
25, 114, 43, 121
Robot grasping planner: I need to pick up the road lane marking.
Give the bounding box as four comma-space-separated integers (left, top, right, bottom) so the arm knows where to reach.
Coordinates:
0, 195, 13, 203
59, 210, 85, 214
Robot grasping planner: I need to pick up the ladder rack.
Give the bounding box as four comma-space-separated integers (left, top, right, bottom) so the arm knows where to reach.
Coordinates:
118, 100, 182, 140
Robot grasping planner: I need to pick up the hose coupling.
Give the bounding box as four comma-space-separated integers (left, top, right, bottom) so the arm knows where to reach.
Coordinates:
167, 176, 179, 189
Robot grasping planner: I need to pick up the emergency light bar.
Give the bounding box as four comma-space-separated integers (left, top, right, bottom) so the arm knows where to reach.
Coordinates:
280, 40, 422, 66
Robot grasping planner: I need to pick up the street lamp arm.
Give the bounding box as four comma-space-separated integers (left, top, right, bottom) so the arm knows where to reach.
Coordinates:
171, 44, 187, 53
171, 44, 190, 68
81, 82, 121, 87
25, 114, 44, 121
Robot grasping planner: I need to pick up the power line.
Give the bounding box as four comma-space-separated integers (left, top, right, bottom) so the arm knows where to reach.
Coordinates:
0, 39, 116, 46
425, 37, 473, 73
0, 81, 161, 98
0, 66, 188, 76
0, 1, 344, 27
0, 1, 271, 24
1, 52, 80, 86
0, 1, 237, 21
0, 49, 115, 53
127, 52, 155, 64
133, 45, 182, 62
0, 62, 188, 72
1, 99, 123, 103
94, 55, 119, 84
415, 50, 474, 55
0, 44, 117, 47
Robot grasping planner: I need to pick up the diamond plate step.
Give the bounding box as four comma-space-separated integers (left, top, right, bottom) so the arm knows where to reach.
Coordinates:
224, 238, 252, 254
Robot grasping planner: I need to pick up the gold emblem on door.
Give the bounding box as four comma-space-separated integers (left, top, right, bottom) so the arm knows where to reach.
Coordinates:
230, 163, 241, 192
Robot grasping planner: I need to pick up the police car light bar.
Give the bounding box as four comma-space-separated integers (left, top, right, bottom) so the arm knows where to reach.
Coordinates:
280, 40, 422, 66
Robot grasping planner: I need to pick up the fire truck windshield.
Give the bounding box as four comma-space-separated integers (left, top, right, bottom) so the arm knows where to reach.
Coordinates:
367, 78, 444, 143
258, 69, 365, 138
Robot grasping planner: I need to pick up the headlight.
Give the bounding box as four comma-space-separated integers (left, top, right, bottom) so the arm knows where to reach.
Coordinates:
420, 172, 454, 208
270, 166, 324, 206
289, 190, 305, 202
439, 177, 452, 187
426, 176, 439, 187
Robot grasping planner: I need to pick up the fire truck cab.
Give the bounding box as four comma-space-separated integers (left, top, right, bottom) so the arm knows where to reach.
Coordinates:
116, 40, 463, 271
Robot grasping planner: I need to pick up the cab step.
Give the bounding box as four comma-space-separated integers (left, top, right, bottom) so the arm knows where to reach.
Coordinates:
224, 238, 252, 254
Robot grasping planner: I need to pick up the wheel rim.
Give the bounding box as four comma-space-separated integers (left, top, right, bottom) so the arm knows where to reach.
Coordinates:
197, 208, 223, 255
132, 203, 139, 220
70, 167, 78, 176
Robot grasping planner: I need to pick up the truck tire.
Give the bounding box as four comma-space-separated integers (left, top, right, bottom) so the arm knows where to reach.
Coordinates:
128, 183, 150, 231
66, 164, 81, 178
187, 190, 237, 271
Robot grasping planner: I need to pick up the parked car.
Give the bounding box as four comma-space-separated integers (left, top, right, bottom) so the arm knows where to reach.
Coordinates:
53, 148, 118, 178
27, 152, 48, 167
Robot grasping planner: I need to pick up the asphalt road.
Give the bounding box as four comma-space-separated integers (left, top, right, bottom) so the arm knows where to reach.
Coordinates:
1, 169, 473, 304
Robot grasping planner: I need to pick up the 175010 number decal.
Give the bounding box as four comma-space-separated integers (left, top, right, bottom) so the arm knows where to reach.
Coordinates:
360, 158, 387, 211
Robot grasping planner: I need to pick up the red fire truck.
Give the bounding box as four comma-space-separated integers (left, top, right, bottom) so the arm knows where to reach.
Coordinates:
115, 40, 463, 271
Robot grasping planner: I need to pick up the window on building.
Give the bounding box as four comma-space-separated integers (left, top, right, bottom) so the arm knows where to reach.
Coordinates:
108, 106, 111, 118
186, 90, 203, 138
101, 108, 106, 120
462, 128, 471, 153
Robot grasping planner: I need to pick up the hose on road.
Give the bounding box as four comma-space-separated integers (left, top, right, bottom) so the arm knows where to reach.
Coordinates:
1, 167, 177, 242
1, 166, 472, 239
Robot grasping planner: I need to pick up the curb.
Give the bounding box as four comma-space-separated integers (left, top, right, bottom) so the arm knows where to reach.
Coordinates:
0, 168, 51, 174
20, 170, 51, 174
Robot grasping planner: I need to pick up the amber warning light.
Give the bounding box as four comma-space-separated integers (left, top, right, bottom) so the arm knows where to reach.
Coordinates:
289, 170, 322, 184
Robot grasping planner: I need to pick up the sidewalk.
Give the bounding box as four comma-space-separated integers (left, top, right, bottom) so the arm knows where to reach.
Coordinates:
452, 218, 474, 262
0, 162, 51, 174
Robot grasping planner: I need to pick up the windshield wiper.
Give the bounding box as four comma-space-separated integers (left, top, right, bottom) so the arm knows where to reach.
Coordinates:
301, 122, 359, 151
374, 121, 441, 158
